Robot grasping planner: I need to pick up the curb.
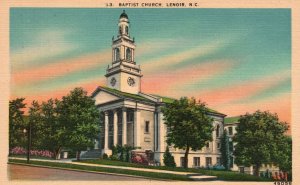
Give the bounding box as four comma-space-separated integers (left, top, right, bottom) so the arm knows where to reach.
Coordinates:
8, 162, 175, 181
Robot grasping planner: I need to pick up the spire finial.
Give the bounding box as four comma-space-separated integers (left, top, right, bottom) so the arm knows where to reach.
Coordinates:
120, 10, 128, 19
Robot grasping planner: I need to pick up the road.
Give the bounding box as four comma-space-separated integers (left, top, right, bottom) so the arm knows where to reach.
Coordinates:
8, 164, 154, 181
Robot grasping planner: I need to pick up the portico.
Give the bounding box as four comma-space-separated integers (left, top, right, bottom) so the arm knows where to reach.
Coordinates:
101, 107, 137, 155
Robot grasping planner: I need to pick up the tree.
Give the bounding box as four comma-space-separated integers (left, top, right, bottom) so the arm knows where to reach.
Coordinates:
28, 100, 43, 149
221, 129, 231, 170
233, 110, 289, 176
9, 98, 26, 149
57, 87, 101, 160
40, 99, 63, 159
274, 136, 292, 173
163, 146, 176, 167
161, 97, 214, 168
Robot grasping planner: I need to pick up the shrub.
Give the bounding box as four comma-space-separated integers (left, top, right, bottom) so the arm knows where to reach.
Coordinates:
124, 145, 134, 162
131, 152, 149, 165
110, 154, 119, 161
116, 145, 124, 161
212, 164, 226, 170
10, 146, 54, 158
110, 145, 119, 160
163, 146, 176, 167
102, 153, 108, 159
68, 150, 76, 158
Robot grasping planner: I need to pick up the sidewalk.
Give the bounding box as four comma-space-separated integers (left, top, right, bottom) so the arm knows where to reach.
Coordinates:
9, 157, 218, 181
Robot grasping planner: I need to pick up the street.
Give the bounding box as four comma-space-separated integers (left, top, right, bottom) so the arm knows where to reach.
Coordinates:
8, 164, 153, 181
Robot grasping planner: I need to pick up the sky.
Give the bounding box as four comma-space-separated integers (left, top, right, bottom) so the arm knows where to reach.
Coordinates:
10, 8, 291, 124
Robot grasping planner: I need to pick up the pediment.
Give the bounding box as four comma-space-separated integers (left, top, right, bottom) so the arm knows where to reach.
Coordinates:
93, 89, 120, 105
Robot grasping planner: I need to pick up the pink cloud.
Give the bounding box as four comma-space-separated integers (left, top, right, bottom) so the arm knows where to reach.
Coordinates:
11, 50, 111, 86
193, 70, 290, 107
218, 93, 291, 134
141, 39, 229, 74
11, 78, 105, 114
142, 59, 236, 95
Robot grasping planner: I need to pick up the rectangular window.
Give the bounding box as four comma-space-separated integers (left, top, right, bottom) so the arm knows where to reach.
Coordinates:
145, 121, 150, 133
217, 142, 220, 149
206, 157, 212, 167
228, 127, 233, 135
127, 111, 134, 122
229, 141, 233, 152
239, 167, 245, 173
217, 157, 221, 165
180, 157, 185, 167
216, 125, 220, 137
193, 157, 200, 167
206, 142, 210, 148
230, 156, 234, 168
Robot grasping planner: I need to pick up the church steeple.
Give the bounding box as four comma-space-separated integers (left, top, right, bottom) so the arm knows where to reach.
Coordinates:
105, 11, 142, 94
111, 10, 135, 64
118, 10, 130, 37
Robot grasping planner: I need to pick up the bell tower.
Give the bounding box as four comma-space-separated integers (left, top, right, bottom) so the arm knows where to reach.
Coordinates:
105, 10, 142, 94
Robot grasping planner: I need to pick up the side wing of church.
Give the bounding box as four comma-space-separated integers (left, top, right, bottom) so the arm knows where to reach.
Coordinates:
91, 11, 226, 167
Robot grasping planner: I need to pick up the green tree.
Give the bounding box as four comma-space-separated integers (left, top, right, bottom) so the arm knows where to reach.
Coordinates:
161, 97, 214, 168
57, 87, 101, 160
9, 98, 26, 149
233, 110, 289, 176
274, 136, 292, 173
163, 146, 176, 167
221, 129, 231, 170
28, 101, 43, 149
40, 99, 63, 159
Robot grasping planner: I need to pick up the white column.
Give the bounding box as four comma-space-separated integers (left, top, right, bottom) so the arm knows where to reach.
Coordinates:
122, 108, 127, 146
134, 109, 141, 147
154, 112, 157, 151
113, 110, 118, 146
104, 111, 109, 150
158, 111, 165, 152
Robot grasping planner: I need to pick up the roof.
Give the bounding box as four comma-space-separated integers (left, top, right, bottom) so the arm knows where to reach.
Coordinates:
93, 86, 225, 116
224, 116, 240, 124
99, 86, 153, 103
205, 107, 225, 115
150, 94, 176, 104
120, 10, 128, 19
151, 94, 225, 116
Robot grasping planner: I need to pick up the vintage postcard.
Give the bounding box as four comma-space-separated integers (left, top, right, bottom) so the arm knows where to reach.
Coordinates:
1, 0, 299, 185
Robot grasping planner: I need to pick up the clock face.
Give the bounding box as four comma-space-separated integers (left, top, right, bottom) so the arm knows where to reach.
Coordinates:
127, 77, 135, 86
110, 77, 116, 86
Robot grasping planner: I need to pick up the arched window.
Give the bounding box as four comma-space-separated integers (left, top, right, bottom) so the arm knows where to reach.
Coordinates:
125, 26, 128, 35
119, 26, 122, 35
126, 48, 131, 61
216, 125, 220, 138
115, 48, 120, 61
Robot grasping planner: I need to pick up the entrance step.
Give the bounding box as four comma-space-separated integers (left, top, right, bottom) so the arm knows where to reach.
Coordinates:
80, 149, 102, 159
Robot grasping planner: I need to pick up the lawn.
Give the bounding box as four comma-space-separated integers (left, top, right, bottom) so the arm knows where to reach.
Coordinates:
8, 159, 191, 181
79, 159, 272, 181
9, 154, 55, 160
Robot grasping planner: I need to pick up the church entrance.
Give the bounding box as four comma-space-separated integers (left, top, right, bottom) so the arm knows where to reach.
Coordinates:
127, 122, 134, 146
126, 109, 134, 147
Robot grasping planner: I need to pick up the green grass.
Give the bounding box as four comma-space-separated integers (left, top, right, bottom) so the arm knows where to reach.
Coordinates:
8, 159, 190, 181
79, 159, 272, 181
9, 154, 55, 160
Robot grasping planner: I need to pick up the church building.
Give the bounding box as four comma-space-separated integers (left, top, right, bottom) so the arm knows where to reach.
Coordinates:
91, 11, 226, 168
